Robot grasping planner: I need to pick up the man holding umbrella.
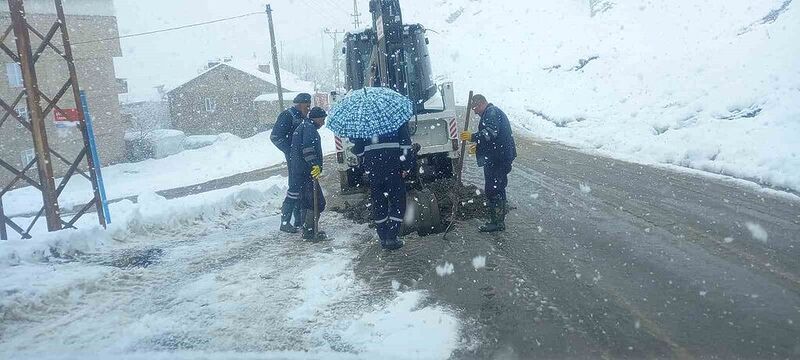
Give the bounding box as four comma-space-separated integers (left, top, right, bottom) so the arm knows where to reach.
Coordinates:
288, 106, 328, 242
273, 93, 312, 233
327, 87, 415, 251
351, 122, 413, 250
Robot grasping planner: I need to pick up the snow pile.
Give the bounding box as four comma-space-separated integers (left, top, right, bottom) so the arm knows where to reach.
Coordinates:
406, 0, 800, 191
0, 177, 287, 268
3, 129, 336, 217
1, 175, 462, 359
183, 134, 222, 150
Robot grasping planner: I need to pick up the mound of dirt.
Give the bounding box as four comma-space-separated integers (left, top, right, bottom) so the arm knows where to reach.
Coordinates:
425, 178, 489, 221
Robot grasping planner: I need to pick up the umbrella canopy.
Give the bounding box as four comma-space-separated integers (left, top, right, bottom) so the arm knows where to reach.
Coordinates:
327, 87, 413, 138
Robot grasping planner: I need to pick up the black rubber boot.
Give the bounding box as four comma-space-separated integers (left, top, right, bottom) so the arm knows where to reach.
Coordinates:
292, 205, 304, 229
495, 199, 507, 231
382, 239, 404, 251
301, 210, 327, 242
479, 201, 505, 233
279, 200, 298, 234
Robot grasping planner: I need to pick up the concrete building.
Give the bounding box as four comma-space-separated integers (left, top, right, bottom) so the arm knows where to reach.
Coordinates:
0, 0, 123, 187
166, 59, 313, 138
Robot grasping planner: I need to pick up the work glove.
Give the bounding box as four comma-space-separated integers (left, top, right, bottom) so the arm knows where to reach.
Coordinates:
468, 143, 477, 155
459, 131, 473, 142
310, 165, 322, 179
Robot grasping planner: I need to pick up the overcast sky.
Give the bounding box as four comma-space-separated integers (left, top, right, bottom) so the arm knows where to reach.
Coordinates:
113, 0, 370, 99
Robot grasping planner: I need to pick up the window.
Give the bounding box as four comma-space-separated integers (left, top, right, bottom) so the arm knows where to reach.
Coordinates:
15, 105, 28, 129
20, 148, 35, 166
15, 105, 28, 120
6, 63, 23, 88
204, 98, 216, 113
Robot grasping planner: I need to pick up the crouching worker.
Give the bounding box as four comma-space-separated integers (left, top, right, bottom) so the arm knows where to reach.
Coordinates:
288, 107, 328, 241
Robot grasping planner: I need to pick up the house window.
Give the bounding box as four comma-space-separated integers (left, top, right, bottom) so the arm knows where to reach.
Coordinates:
15, 105, 28, 129
20, 148, 35, 166
204, 98, 216, 113
6, 63, 23, 88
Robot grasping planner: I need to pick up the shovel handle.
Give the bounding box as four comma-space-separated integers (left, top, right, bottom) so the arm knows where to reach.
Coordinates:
457, 91, 474, 184
313, 179, 319, 237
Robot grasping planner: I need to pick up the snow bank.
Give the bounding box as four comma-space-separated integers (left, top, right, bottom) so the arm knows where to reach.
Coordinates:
405, 0, 800, 192
3, 129, 336, 217
0, 177, 287, 269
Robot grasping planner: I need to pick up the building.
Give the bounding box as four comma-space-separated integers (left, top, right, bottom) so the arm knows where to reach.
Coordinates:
166, 59, 313, 138
0, 0, 124, 187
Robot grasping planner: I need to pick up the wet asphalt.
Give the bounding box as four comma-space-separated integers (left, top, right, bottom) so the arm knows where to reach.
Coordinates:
342, 135, 800, 359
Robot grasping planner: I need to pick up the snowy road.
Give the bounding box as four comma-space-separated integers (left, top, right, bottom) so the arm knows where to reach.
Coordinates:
357, 134, 800, 359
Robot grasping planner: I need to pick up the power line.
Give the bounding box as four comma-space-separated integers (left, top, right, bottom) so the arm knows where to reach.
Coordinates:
316, 0, 352, 17
72, 12, 265, 45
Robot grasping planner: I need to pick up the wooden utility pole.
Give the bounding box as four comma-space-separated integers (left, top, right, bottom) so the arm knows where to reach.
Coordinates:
266, 4, 284, 110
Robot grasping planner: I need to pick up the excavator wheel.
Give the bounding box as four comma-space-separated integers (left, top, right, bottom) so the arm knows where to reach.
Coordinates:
402, 189, 441, 236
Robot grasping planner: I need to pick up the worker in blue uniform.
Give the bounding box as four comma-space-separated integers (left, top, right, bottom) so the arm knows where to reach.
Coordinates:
287, 107, 328, 241
351, 122, 415, 250
273, 93, 312, 233
460, 94, 517, 232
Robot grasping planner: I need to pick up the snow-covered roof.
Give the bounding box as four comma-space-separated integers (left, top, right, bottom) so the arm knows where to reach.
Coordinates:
254, 92, 303, 103
166, 60, 314, 94
119, 87, 167, 104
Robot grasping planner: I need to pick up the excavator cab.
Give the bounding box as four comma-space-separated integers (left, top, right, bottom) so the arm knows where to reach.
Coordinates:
343, 24, 436, 114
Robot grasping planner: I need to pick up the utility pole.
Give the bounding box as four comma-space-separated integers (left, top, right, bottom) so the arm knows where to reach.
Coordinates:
266, 4, 284, 110
352, 0, 362, 29
9, 0, 62, 232
324, 28, 345, 91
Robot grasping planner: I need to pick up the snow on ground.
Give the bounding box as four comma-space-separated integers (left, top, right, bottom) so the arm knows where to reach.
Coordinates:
0, 176, 462, 359
405, 0, 800, 192
3, 129, 336, 218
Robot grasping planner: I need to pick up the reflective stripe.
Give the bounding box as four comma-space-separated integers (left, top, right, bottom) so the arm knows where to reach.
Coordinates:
374, 217, 389, 224
400, 145, 412, 150
389, 217, 403, 222
302, 147, 315, 154
304, 155, 317, 162
364, 142, 400, 152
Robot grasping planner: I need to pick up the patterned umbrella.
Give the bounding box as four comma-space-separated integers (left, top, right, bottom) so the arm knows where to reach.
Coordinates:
327, 87, 413, 138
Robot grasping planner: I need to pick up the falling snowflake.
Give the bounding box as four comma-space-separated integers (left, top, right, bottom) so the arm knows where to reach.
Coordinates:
436, 262, 455, 276
472, 256, 486, 270
745, 222, 768, 242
